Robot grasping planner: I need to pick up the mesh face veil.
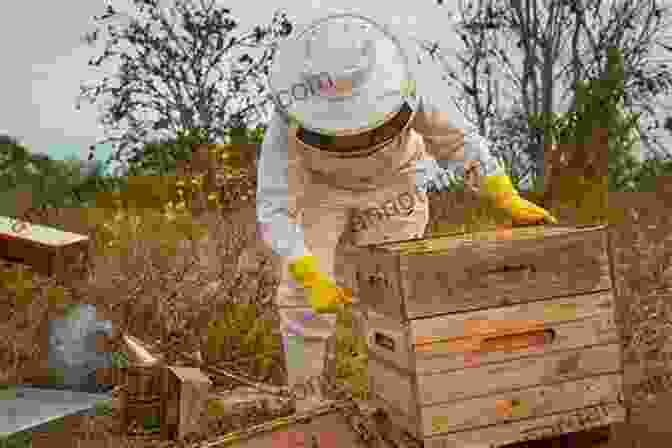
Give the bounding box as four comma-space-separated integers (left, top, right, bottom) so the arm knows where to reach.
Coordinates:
301, 20, 376, 100
268, 13, 418, 136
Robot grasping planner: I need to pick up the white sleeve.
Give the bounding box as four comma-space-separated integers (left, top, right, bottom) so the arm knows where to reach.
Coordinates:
401, 29, 505, 180
416, 95, 506, 179
256, 111, 311, 261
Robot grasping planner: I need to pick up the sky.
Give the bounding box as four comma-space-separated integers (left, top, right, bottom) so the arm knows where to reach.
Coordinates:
2, 0, 670, 178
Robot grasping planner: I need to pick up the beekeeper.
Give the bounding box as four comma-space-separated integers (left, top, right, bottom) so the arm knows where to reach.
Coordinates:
257, 13, 557, 413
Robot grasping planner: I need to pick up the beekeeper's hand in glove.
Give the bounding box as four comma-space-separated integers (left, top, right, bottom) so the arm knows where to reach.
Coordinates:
482, 175, 558, 226
288, 255, 353, 314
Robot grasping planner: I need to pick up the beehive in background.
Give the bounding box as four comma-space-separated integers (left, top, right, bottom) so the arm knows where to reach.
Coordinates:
0, 216, 90, 280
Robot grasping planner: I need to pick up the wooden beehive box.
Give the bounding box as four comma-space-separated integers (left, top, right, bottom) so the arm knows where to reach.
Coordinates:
0, 216, 90, 279
356, 225, 625, 447
161, 366, 212, 441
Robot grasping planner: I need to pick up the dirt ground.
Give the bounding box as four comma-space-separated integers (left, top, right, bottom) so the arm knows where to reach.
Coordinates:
21, 400, 662, 448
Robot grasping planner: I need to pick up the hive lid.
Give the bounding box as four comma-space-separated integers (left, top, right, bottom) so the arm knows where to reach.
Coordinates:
363, 225, 607, 255
0, 386, 111, 438
0, 216, 89, 247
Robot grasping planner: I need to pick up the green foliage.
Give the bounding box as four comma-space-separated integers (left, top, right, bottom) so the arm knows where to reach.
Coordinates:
205, 301, 276, 369
45, 368, 66, 387
334, 308, 369, 400
110, 351, 130, 369
125, 128, 211, 177
78, 1, 291, 174
0, 268, 37, 306
0, 386, 16, 401
631, 157, 672, 192
528, 46, 642, 193
125, 125, 264, 178
142, 414, 161, 432
94, 402, 114, 417
0, 431, 31, 448
225, 125, 265, 146
0, 136, 119, 216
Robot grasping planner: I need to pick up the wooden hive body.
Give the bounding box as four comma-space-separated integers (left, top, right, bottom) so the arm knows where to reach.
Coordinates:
356, 225, 625, 447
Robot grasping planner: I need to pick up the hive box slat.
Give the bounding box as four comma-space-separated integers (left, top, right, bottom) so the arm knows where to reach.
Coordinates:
423, 402, 625, 448
421, 373, 622, 435
422, 343, 620, 405
356, 225, 611, 320
369, 343, 622, 438
366, 290, 617, 373
414, 314, 618, 374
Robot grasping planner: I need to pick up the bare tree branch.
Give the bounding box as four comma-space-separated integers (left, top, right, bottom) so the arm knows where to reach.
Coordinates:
419, 0, 672, 188
76, 0, 293, 171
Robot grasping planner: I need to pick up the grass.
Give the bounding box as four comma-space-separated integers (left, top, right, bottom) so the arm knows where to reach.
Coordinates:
334, 307, 369, 400
94, 402, 115, 417
0, 432, 31, 448
142, 415, 161, 433
110, 351, 130, 369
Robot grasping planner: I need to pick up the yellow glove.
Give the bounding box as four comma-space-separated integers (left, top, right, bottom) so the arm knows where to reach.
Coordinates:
289, 255, 353, 314
482, 175, 557, 226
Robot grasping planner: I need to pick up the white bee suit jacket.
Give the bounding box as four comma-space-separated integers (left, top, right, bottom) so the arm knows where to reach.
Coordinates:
255, 29, 505, 406
256, 65, 505, 260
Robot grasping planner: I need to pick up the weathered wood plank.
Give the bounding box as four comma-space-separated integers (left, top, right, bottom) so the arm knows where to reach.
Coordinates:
365, 292, 618, 374
355, 250, 406, 321
420, 374, 622, 436
366, 310, 412, 368
410, 290, 614, 344
356, 226, 611, 320
416, 344, 621, 404
368, 393, 421, 439
372, 225, 606, 253
368, 355, 417, 418
369, 346, 623, 440
413, 313, 619, 374
402, 231, 611, 319
422, 402, 625, 448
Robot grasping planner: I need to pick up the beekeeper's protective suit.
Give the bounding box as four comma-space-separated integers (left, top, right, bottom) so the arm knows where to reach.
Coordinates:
256, 13, 556, 413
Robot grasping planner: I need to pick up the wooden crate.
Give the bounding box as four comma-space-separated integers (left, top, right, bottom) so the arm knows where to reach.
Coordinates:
356, 225, 625, 446
0, 216, 90, 279
355, 225, 611, 320
161, 366, 212, 441
122, 365, 163, 434
124, 399, 163, 435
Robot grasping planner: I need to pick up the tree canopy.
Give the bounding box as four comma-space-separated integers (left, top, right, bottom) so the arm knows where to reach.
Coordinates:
76, 0, 292, 175
417, 0, 672, 188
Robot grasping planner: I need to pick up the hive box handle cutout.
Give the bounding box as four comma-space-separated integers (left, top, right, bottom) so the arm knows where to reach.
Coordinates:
374, 332, 396, 352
